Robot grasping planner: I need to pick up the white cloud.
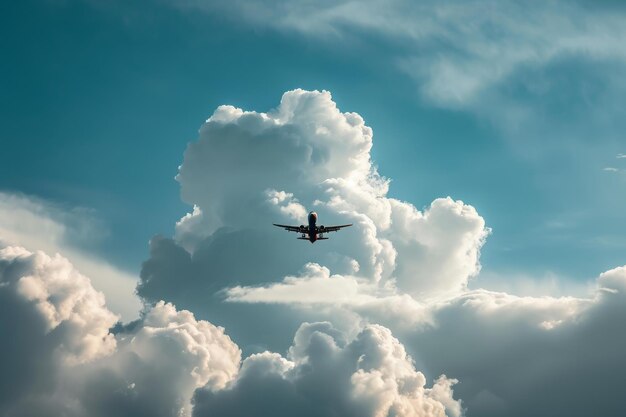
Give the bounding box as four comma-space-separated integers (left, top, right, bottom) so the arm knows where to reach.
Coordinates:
597, 264, 626, 293
5, 228, 626, 417
193, 321, 462, 417
78, 300, 242, 417
385, 197, 489, 297
265, 189, 308, 220
0, 244, 242, 417
0, 243, 463, 417
134, 301, 241, 391
0, 246, 118, 365
226, 262, 369, 305
168, 89, 488, 304
224, 262, 433, 329
0, 192, 141, 320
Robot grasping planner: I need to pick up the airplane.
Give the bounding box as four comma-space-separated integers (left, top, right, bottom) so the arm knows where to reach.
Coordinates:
273, 211, 352, 243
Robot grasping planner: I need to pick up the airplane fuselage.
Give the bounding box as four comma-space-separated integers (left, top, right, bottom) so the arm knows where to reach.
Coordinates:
308, 211, 318, 243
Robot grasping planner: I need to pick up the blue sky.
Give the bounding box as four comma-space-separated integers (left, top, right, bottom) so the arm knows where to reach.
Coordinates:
2, 2, 626, 416
2, 0, 624, 286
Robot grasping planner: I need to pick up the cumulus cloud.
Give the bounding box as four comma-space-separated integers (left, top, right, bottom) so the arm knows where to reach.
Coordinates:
383, 197, 488, 297
0, 245, 117, 412
136, 89, 488, 355
67, 301, 241, 417
0, 244, 242, 417
168, 89, 486, 296
129, 301, 241, 391
0, 243, 463, 417
5, 242, 626, 417
193, 321, 462, 417
0, 246, 118, 364
0, 192, 141, 320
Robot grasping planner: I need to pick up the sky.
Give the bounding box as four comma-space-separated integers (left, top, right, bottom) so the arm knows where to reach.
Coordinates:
1, 1, 626, 416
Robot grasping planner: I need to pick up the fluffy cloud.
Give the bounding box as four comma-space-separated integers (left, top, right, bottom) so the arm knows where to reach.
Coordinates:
0, 245, 241, 417
164, 89, 486, 295
68, 301, 241, 417
0, 246, 118, 364
137, 89, 487, 355
0, 243, 461, 417
0, 245, 118, 412
193, 321, 462, 417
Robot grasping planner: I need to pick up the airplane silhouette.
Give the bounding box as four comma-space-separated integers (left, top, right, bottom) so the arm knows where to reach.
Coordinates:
273, 211, 352, 243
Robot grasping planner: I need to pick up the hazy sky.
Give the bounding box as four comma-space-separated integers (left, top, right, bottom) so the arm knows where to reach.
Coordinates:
1, 1, 626, 416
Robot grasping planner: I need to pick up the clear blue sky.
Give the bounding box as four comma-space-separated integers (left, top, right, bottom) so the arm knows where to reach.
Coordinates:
2, 0, 625, 285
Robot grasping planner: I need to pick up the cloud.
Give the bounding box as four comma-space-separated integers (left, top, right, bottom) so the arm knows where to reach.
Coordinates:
225, 262, 371, 305
401, 266, 626, 417
5, 238, 626, 417
221, 238, 626, 416
132, 89, 626, 417
0, 244, 241, 417
137, 232, 314, 353
0, 246, 117, 414
193, 321, 462, 417
384, 197, 488, 297
0, 192, 141, 320
168, 1, 626, 109
171, 89, 487, 297
0, 245, 117, 411
67, 300, 241, 417
137, 89, 488, 353
0, 246, 118, 364
0, 243, 461, 417
224, 262, 432, 328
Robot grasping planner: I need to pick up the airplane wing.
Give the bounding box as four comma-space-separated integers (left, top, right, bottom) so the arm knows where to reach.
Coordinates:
273, 224, 304, 233
319, 224, 352, 233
